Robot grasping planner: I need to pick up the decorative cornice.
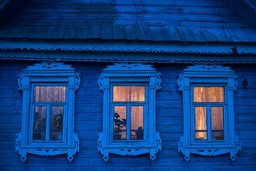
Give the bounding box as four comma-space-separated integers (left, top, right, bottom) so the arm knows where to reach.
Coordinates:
24, 61, 75, 71
18, 62, 81, 91
98, 63, 162, 91
1, 41, 256, 64
1, 40, 256, 55
104, 63, 155, 71
177, 65, 238, 92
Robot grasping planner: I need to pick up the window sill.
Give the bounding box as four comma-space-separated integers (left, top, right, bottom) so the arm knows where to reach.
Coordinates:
15, 132, 79, 162
97, 132, 161, 161
178, 135, 241, 161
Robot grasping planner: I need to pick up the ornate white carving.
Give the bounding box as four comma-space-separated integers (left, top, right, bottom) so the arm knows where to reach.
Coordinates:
97, 63, 162, 161
16, 62, 80, 162
97, 132, 161, 161
15, 133, 79, 162
178, 135, 241, 161
104, 63, 155, 71
177, 65, 241, 161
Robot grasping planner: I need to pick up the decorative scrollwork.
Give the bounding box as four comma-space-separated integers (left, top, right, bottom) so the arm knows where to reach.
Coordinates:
16, 62, 80, 162
156, 73, 162, 90
17, 74, 23, 90
15, 133, 79, 162
75, 73, 81, 90
98, 75, 104, 91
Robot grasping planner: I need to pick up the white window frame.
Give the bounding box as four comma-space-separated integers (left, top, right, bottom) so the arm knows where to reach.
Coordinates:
15, 62, 80, 162
177, 65, 241, 161
97, 63, 162, 161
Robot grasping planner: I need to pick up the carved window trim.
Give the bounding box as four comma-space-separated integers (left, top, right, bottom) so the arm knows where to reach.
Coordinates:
97, 63, 162, 161
177, 65, 241, 161
15, 62, 80, 162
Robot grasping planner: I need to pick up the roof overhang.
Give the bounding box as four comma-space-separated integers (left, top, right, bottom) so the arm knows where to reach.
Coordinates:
0, 40, 256, 64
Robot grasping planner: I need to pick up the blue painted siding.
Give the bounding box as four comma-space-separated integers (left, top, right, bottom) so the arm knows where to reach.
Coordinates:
0, 61, 256, 170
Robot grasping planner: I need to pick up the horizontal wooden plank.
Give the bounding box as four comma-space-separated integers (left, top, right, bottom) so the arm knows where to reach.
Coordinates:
0, 62, 256, 169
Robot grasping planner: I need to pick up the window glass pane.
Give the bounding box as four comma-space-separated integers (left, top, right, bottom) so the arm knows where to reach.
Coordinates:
113, 106, 127, 140
50, 106, 64, 140
195, 107, 207, 140
211, 107, 224, 140
131, 106, 144, 140
33, 106, 46, 140
33, 86, 66, 102
113, 86, 145, 102
194, 87, 224, 102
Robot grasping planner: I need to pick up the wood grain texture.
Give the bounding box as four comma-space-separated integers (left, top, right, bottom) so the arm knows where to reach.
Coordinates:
0, 0, 255, 42
0, 61, 255, 170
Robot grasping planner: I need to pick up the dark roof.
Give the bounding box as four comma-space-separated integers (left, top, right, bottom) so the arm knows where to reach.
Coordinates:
0, 0, 256, 64
0, 0, 256, 43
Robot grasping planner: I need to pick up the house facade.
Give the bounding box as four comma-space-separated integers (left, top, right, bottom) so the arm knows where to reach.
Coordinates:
0, 0, 256, 170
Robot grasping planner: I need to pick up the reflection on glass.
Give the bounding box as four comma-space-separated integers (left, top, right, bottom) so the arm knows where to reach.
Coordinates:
131, 106, 144, 140
33, 106, 46, 140
113, 106, 126, 140
50, 106, 64, 140
194, 87, 224, 102
211, 107, 224, 140
33, 86, 66, 102
195, 107, 207, 140
113, 86, 145, 102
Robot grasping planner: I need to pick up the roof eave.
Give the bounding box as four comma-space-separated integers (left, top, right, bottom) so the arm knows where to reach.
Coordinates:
1, 40, 256, 64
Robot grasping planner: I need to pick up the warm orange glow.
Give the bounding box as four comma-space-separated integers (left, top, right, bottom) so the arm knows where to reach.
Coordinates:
211, 107, 224, 140
113, 86, 145, 102
194, 87, 224, 141
195, 107, 207, 140
113, 86, 145, 140
131, 106, 144, 140
113, 106, 127, 140
194, 87, 224, 102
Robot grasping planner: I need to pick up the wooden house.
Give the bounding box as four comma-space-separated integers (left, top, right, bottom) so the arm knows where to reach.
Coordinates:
0, 0, 256, 170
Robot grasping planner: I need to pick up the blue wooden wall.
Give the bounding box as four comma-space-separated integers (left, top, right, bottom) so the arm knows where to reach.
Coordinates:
0, 61, 256, 170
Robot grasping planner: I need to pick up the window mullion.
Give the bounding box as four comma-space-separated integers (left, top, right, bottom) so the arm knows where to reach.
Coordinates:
46, 104, 51, 142
207, 105, 211, 141
126, 104, 131, 140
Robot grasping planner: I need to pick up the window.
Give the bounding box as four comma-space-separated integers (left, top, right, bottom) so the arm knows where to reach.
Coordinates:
193, 86, 225, 141
97, 63, 162, 161
112, 86, 145, 141
177, 65, 241, 161
15, 62, 80, 162
32, 85, 66, 141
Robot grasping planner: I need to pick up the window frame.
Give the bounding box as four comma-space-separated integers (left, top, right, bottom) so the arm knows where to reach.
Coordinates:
191, 84, 227, 144
15, 62, 80, 162
110, 84, 148, 142
177, 65, 241, 161
97, 63, 162, 161
30, 83, 68, 144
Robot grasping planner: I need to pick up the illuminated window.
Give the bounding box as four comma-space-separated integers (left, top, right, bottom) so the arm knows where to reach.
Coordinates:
15, 62, 80, 162
97, 64, 162, 161
193, 86, 225, 141
112, 86, 145, 141
177, 65, 241, 161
